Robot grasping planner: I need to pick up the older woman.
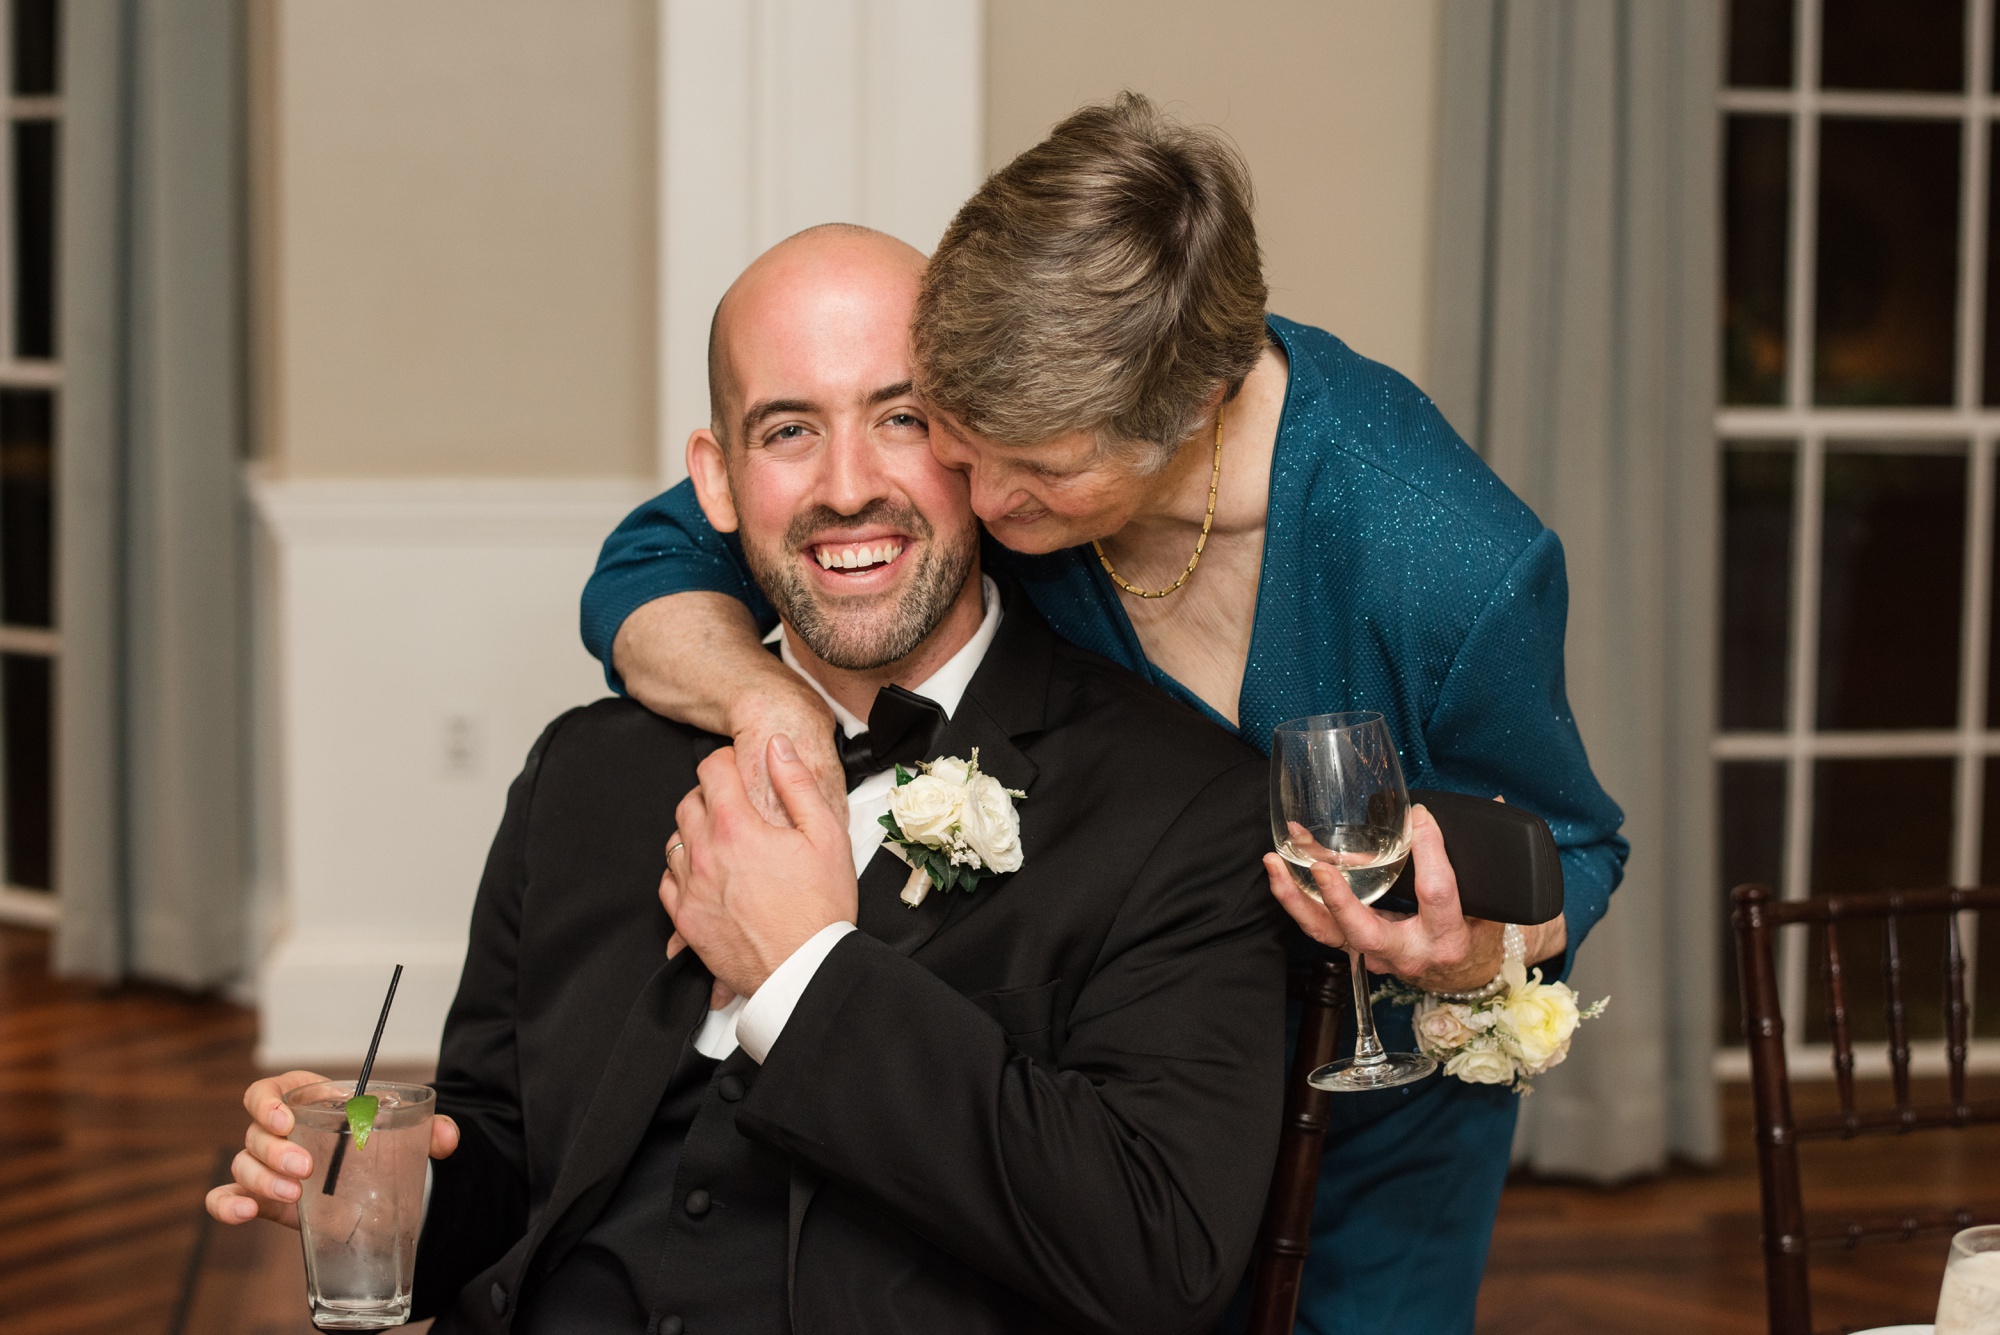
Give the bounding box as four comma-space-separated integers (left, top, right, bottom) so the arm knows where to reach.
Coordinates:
582, 95, 1624, 1335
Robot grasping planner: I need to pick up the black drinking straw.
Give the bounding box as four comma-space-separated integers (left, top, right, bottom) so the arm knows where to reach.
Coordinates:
321, 963, 403, 1196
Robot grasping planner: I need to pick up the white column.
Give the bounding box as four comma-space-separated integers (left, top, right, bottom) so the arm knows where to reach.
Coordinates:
656, 0, 984, 484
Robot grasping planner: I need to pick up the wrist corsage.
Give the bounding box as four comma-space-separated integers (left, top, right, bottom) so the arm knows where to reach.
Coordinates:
879, 749, 1025, 907
1375, 924, 1608, 1094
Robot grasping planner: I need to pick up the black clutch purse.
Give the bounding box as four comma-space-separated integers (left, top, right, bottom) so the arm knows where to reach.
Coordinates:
1371, 788, 1564, 925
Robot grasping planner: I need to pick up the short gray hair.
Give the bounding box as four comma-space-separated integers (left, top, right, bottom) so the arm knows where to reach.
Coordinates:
913, 92, 1268, 472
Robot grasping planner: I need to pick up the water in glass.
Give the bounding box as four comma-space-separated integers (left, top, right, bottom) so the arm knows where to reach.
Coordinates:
1938, 1225, 2000, 1334
283, 1079, 434, 1330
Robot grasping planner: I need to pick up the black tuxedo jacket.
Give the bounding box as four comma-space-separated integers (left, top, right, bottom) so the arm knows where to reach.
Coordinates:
413, 589, 1288, 1334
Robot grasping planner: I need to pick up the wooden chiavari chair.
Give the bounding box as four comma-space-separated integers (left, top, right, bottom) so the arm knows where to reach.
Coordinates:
1244, 956, 1348, 1335
1732, 882, 2000, 1335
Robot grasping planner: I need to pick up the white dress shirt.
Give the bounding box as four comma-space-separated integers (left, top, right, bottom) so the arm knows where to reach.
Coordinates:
691, 576, 1002, 1062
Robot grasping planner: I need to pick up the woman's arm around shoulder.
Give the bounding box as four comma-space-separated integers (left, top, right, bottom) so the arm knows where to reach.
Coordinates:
581, 480, 846, 818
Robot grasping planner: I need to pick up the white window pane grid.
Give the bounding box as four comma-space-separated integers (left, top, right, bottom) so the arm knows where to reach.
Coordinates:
1716, 0, 2000, 1073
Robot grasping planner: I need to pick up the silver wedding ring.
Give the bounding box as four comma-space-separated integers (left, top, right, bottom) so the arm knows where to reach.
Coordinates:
665, 839, 685, 862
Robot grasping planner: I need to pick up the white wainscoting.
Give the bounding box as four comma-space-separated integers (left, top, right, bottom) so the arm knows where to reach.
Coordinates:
248, 473, 654, 1066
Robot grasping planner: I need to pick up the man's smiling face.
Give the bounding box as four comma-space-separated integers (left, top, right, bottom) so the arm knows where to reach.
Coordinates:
686, 228, 980, 673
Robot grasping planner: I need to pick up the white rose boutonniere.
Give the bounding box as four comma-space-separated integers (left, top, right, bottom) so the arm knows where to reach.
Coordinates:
880, 749, 1027, 906
1383, 959, 1608, 1095
959, 772, 1025, 874
885, 773, 964, 846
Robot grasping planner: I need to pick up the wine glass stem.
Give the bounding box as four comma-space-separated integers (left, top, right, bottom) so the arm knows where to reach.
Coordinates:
1345, 946, 1387, 1066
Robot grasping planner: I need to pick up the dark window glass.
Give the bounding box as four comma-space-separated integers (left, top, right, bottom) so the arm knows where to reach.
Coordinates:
1980, 907, 2000, 1038
1985, 147, 2000, 403
1986, 466, 2000, 725
1976, 758, 2000, 1037
2, 651, 49, 889
1728, 0, 1795, 88
1, 390, 52, 629
1720, 761, 1787, 1045
1722, 445, 1796, 729
1726, 116, 1792, 405
13, 119, 54, 359
1804, 757, 1955, 1043
1821, 0, 1965, 91
1816, 448, 1966, 729
10, 0, 57, 96
1815, 119, 1960, 407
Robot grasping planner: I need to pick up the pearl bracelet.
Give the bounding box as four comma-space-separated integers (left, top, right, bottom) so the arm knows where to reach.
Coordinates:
1430, 923, 1525, 1003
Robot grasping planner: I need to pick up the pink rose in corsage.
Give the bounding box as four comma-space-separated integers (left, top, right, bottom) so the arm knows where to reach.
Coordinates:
1377, 958, 1607, 1094
879, 749, 1026, 907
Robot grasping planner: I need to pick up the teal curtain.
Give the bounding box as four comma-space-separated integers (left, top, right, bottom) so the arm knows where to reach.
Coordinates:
1430, 0, 1722, 1177
56, 0, 245, 986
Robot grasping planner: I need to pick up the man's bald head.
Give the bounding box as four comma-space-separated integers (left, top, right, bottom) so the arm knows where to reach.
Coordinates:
683, 222, 981, 687
706, 224, 927, 449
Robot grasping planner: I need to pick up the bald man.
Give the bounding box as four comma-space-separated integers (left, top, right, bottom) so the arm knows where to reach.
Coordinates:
211, 228, 1287, 1335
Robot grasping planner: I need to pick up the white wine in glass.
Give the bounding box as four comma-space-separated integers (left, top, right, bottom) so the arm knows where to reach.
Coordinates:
1276, 822, 1411, 905
1271, 712, 1435, 1092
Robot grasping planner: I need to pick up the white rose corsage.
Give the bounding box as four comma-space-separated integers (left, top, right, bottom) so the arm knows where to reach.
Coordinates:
1375, 948, 1608, 1095
879, 749, 1026, 907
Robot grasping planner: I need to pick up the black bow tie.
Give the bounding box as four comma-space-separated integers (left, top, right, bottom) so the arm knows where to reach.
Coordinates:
837, 685, 947, 789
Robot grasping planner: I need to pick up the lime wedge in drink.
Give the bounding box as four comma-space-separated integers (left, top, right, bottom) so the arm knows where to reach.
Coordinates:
345, 1093, 380, 1149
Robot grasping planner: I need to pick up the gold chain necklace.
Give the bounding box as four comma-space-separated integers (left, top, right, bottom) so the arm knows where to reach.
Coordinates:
1093, 404, 1224, 600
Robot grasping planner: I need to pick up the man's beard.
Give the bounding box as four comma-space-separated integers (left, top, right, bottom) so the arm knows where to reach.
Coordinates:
742, 499, 977, 671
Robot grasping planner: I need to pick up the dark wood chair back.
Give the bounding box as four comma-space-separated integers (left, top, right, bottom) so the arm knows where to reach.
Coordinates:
1244, 956, 1348, 1335
1732, 882, 2000, 1335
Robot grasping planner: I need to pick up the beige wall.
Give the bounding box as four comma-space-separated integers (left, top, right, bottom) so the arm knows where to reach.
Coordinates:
253, 0, 656, 479
985, 0, 1441, 386
251, 2, 1438, 476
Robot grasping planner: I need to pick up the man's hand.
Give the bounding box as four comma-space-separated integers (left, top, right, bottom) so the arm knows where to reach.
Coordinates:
663, 684, 844, 1001
661, 734, 858, 999
1263, 804, 1567, 993
204, 1071, 460, 1229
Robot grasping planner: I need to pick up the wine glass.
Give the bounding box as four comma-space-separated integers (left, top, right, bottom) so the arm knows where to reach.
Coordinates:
1271, 712, 1437, 1092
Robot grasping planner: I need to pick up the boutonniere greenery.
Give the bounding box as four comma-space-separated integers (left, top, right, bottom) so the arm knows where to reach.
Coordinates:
879, 749, 1026, 907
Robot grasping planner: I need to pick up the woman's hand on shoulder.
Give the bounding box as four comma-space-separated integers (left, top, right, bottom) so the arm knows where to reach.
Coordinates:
612, 591, 847, 824
727, 684, 847, 827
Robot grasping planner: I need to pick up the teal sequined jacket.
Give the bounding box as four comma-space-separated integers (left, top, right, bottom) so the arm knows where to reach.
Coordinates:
580, 315, 1628, 977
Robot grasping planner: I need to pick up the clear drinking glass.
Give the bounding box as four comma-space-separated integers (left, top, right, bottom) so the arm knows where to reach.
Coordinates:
283, 1079, 435, 1330
1271, 712, 1437, 1091
1937, 1225, 2000, 1334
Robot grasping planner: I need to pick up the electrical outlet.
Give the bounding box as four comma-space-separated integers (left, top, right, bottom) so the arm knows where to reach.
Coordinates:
442, 711, 482, 777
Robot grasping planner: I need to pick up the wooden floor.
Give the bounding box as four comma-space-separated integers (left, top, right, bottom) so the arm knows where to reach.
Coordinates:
5, 922, 1997, 1334
1480, 1072, 2000, 1334
1, 923, 268, 1335
0, 926, 424, 1335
